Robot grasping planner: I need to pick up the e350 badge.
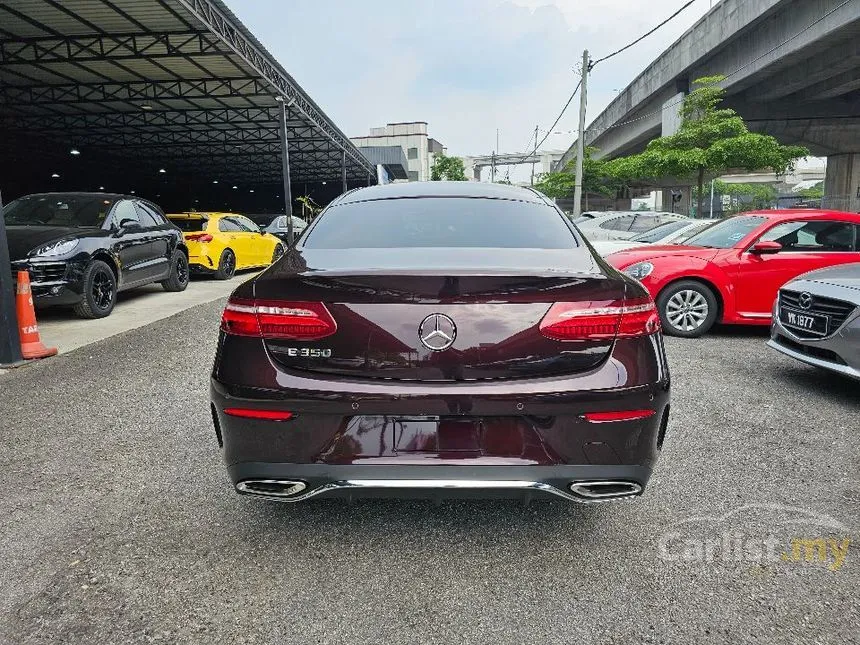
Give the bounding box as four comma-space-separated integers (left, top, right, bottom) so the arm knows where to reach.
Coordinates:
282, 347, 332, 358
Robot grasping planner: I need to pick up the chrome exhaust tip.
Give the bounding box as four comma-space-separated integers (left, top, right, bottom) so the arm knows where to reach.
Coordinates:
569, 480, 642, 500
236, 479, 307, 498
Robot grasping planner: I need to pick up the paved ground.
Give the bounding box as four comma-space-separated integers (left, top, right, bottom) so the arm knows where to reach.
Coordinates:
33, 271, 257, 356
0, 302, 857, 645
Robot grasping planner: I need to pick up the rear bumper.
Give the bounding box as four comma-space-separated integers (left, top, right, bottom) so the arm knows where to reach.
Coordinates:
210, 332, 671, 502
227, 462, 650, 503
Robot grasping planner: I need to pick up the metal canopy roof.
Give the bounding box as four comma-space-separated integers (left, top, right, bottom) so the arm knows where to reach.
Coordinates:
0, 0, 376, 205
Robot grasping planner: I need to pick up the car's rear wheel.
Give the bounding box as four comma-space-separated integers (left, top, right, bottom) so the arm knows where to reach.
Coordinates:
161, 250, 189, 292
657, 280, 718, 338
215, 248, 236, 280
271, 244, 285, 264
74, 260, 116, 319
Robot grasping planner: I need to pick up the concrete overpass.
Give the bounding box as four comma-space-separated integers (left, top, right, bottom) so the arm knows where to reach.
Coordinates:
555, 0, 860, 212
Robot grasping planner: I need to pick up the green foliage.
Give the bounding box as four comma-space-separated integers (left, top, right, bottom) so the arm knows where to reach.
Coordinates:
296, 195, 321, 219
534, 147, 630, 200
430, 154, 468, 181
694, 181, 777, 215
797, 181, 824, 200
602, 76, 808, 216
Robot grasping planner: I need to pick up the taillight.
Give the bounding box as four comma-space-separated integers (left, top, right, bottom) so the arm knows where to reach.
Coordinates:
583, 410, 656, 423
186, 233, 214, 242
539, 297, 660, 341
220, 297, 337, 340
223, 408, 294, 421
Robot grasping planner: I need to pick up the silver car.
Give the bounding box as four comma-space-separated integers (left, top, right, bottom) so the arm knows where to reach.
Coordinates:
590, 219, 716, 256
574, 211, 687, 241
768, 263, 860, 380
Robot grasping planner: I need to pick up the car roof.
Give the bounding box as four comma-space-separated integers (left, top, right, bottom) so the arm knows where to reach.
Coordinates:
168, 212, 242, 218
334, 181, 549, 205
743, 209, 860, 221
18, 191, 130, 200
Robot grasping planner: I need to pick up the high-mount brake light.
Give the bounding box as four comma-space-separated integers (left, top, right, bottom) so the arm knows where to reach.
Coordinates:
220, 297, 337, 340
539, 297, 660, 341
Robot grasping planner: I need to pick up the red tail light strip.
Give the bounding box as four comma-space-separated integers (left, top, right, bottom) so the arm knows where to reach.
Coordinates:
539, 297, 660, 341
186, 233, 214, 242
223, 408, 294, 421
583, 410, 656, 423
221, 298, 337, 340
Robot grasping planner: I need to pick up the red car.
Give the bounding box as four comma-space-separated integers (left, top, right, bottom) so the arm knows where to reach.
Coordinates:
605, 210, 860, 337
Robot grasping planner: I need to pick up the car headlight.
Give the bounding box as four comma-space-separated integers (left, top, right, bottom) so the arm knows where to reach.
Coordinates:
623, 261, 654, 280
33, 239, 79, 257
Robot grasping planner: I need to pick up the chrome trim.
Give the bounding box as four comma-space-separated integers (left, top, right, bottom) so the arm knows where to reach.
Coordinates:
569, 480, 643, 499
235, 478, 643, 503
236, 479, 307, 498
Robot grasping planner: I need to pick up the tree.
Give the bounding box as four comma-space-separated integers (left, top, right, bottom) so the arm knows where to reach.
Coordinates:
603, 76, 808, 217
430, 154, 468, 181
534, 147, 628, 200
693, 181, 777, 215
797, 181, 824, 200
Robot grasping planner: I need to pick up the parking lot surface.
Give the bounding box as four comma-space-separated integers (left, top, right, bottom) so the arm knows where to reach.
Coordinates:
1, 301, 857, 644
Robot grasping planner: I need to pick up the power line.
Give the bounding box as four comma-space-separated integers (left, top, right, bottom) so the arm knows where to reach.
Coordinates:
531, 77, 583, 157
592, 0, 700, 66
587, 0, 854, 139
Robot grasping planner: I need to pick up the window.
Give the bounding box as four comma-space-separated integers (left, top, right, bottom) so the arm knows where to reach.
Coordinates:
218, 217, 241, 232
303, 197, 576, 249
628, 215, 664, 233
684, 215, 766, 249
168, 216, 208, 232
407, 147, 419, 160
137, 202, 167, 225
758, 221, 857, 252
134, 202, 160, 227
232, 216, 260, 233
599, 215, 635, 231
631, 220, 690, 243
407, 171, 419, 182
3, 193, 117, 228
112, 200, 139, 227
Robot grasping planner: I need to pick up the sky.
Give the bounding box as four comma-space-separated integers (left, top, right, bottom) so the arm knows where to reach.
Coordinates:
225, 0, 717, 173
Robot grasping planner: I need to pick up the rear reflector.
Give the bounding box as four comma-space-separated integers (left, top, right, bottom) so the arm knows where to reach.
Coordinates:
221, 297, 337, 340
223, 408, 294, 421
539, 296, 660, 341
186, 233, 214, 242
583, 410, 656, 423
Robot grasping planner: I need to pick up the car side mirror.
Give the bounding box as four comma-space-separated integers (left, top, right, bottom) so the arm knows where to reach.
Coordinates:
118, 218, 142, 232
750, 240, 782, 254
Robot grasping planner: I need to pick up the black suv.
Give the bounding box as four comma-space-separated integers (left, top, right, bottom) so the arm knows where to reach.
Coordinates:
5, 192, 189, 318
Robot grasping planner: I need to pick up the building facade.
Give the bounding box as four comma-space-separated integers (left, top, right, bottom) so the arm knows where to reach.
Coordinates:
351, 122, 446, 182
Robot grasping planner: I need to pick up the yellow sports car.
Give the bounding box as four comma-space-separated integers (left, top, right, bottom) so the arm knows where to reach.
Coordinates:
167, 212, 285, 279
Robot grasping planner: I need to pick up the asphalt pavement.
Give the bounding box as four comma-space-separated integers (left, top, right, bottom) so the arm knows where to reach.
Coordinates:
1, 301, 857, 644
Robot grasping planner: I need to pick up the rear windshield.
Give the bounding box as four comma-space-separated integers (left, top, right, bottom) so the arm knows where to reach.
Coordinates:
3, 194, 117, 228
631, 220, 690, 243
168, 216, 208, 232
303, 197, 576, 249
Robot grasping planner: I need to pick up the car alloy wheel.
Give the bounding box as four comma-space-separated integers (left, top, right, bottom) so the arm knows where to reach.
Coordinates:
176, 253, 189, 286
92, 267, 114, 311
665, 289, 708, 332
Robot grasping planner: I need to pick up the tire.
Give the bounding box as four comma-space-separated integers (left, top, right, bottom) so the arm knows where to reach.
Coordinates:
214, 248, 236, 280
271, 244, 285, 264
73, 260, 117, 319
656, 280, 719, 338
161, 250, 190, 292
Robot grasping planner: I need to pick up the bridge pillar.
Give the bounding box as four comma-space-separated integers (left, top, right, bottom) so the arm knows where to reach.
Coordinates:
823, 154, 860, 212
472, 165, 481, 182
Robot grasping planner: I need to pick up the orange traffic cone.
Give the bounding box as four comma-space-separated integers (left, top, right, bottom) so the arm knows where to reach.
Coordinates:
15, 271, 57, 360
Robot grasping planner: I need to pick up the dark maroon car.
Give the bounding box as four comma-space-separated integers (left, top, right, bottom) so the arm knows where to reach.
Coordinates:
210, 182, 670, 503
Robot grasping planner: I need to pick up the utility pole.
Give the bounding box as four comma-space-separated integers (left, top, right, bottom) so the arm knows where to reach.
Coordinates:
530, 124, 539, 186
572, 49, 590, 219
709, 179, 715, 219
491, 151, 496, 183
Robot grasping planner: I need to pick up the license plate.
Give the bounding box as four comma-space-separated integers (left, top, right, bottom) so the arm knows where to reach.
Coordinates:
780, 306, 829, 336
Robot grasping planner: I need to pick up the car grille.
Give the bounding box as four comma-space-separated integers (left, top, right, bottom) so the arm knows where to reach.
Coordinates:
780, 290, 857, 338
774, 334, 847, 366
28, 262, 68, 283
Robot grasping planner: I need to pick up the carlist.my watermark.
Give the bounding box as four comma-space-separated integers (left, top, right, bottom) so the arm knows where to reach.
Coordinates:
656, 504, 852, 572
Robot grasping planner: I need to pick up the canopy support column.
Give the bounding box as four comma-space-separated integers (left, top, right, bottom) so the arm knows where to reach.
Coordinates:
276, 96, 294, 246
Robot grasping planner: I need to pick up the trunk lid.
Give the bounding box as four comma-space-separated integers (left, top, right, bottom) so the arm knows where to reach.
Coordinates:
253, 248, 629, 382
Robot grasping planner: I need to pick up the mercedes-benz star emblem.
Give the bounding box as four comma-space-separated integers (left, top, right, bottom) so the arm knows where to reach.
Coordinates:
798, 292, 813, 310
418, 313, 457, 351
